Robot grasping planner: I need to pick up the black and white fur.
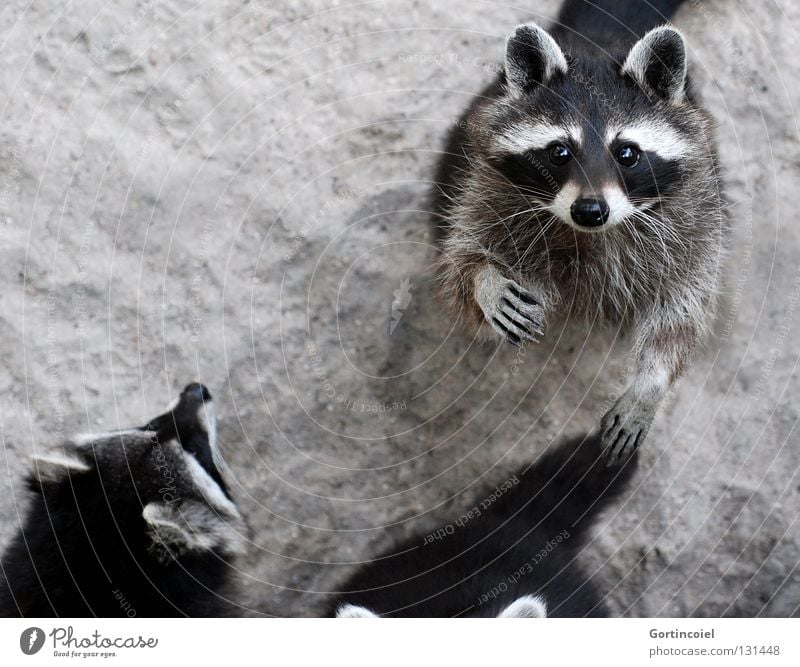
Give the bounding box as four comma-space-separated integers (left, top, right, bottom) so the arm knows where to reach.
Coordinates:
0, 383, 245, 617
332, 432, 638, 617
435, 0, 726, 461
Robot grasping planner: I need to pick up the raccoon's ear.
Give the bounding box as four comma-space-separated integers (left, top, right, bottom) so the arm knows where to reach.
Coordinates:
29, 452, 92, 486
336, 604, 379, 618
622, 26, 687, 103
505, 23, 568, 94
142, 500, 245, 562
497, 594, 548, 618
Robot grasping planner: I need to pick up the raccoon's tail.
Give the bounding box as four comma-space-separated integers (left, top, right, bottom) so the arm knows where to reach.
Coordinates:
554, 0, 686, 43
515, 432, 639, 544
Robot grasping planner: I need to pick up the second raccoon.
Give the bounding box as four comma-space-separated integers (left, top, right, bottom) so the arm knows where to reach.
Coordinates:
435, 0, 726, 460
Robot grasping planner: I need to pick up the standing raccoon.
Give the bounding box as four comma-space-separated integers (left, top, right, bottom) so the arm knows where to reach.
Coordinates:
435, 0, 726, 460
0, 383, 245, 617
332, 432, 638, 617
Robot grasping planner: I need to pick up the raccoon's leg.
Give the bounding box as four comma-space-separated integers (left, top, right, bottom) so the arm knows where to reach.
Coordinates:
438, 229, 547, 344
600, 317, 699, 462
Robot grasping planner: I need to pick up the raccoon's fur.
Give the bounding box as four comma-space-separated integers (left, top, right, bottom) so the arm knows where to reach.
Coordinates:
331, 432, 638, 617
435, 0, 727, 460
0, 383, 245, 617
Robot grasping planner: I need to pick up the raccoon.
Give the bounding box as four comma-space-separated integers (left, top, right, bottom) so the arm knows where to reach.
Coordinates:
0, 383, 246, 617
435, 0, 726, 461
332, 431, 638, 617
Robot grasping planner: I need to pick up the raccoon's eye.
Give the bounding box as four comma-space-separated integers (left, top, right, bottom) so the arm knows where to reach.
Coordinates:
548, 144, 571, 166
616, 145, 640, 167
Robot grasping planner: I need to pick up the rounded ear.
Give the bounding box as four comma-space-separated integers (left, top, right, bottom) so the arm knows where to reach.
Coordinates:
505, 22, 568, 95
29, 451, 92, 487
497, 594, 548, 618
142, 500, 245, 563
336, 604, 379, 618
621, 26, 687, 103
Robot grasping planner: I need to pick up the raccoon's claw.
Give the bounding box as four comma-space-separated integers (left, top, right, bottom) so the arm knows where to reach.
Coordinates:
600, 391, 656, 465
602, 418, 642, 466
475, 267, 545, 346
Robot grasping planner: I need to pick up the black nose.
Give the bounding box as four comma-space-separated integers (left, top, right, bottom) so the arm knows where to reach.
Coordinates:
570, 198, 610, 227
183, 383, 212, 402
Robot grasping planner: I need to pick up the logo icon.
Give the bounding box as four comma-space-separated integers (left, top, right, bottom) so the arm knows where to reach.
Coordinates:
389, 277, 414, 335
20, 627, 45, 655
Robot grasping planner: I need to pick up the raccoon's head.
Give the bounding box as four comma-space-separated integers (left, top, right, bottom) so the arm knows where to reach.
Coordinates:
29, 383, 245, 562
479, 21, 710, 233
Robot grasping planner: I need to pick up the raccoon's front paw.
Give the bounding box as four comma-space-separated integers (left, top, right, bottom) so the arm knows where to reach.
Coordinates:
600, 390, 657, 465
474, 266, 544, 346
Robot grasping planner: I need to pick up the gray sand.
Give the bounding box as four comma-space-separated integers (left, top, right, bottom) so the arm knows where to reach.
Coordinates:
0, 0, 798, 616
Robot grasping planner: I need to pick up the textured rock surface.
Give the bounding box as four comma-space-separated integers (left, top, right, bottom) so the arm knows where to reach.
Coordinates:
0, 0, 798, 616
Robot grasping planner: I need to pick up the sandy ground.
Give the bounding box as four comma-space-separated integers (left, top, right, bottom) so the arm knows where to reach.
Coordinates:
0, 0, 799, 617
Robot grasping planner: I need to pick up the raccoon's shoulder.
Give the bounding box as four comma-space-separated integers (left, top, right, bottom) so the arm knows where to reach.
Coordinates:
432, 78, 505, 227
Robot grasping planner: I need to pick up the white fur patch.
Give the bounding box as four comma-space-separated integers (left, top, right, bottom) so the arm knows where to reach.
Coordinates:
336, 604, 379, 618
494, 123, 582, 154
143, 502, 200, 555
549, 183, 636, 230
143, 499, 245, 560
606, 120, 691, 161
497, 594, 548, 618
30, 453, 91, 484
70, 429, 153, 448
183, 452, 241, 519
547, 182, 580, 225
604, 184, 637, 226
195, 399, 225, 476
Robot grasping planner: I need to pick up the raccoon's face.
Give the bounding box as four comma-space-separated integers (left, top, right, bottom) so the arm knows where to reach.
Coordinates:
482, 22, 702, 233
30, 383, 245, 560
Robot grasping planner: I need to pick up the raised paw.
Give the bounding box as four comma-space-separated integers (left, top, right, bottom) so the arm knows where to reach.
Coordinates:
474, 266, 545, 347
600, 390, 657, 466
